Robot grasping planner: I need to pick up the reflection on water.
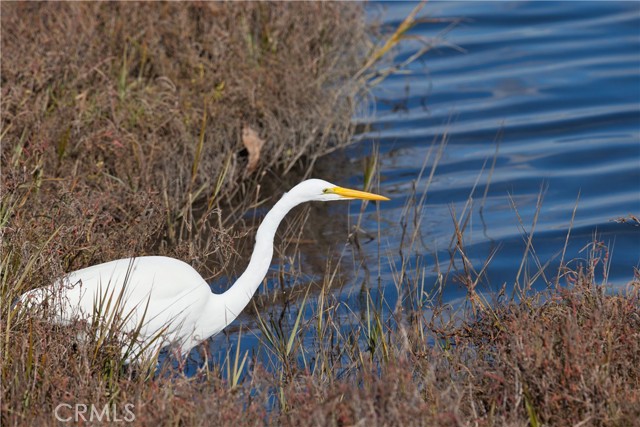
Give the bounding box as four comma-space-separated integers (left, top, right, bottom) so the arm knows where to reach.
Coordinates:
203, 1, 639, 370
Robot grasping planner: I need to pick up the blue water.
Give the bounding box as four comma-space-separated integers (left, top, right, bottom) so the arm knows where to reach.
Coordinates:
202, 1, 640, 374
351, 1, 640, 289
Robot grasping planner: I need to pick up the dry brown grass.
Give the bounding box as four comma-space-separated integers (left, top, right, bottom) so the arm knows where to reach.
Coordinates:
4, 257, 637, 426
0, 3, 372, 424
1, 2, 369, 282
460, 278, 640, 425
270, 249, 640, 427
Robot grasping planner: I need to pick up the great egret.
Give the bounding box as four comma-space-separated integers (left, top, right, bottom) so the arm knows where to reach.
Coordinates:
21, 179, 389, 361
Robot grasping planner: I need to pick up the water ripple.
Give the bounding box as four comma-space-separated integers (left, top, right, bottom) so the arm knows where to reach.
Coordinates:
353, 1, 640, 289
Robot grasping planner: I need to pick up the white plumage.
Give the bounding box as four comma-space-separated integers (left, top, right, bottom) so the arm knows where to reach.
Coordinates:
21, 179, 389, 362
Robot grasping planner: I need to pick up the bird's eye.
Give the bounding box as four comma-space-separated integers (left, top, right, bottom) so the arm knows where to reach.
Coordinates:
322, 188, 329, 193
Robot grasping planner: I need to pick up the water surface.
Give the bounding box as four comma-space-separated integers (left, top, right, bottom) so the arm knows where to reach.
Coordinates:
349, 1, 639, 291
205, 1, 640, 370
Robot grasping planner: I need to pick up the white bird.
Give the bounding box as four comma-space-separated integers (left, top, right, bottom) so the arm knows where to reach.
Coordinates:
21, 179, 389, 362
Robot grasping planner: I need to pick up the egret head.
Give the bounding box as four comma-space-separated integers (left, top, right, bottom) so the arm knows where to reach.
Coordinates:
290, 179, 390, 203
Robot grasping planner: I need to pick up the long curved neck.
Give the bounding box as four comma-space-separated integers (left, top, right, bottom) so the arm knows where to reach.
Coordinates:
213, 191, 302, 329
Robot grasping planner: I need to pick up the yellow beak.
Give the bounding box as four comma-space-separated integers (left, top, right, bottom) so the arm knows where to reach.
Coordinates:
328, 186, 390, 201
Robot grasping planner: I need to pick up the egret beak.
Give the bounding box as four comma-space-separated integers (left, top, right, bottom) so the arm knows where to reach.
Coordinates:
328, 186, 390, 201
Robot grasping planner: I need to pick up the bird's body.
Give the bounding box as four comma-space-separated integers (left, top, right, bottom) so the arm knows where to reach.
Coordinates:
25, 256, 222, 359
21, 179, 388, 361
